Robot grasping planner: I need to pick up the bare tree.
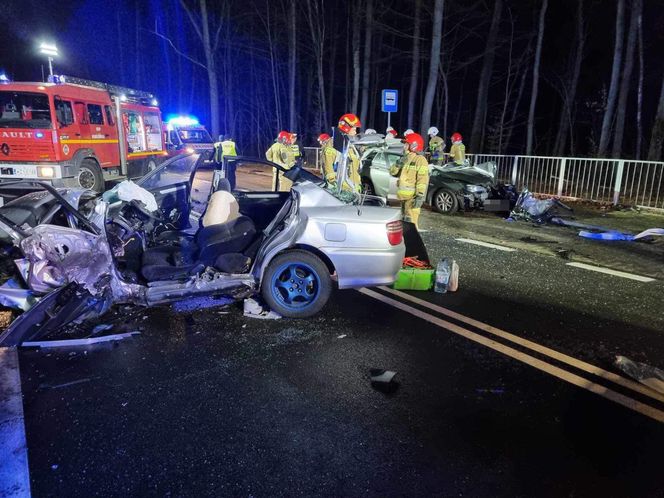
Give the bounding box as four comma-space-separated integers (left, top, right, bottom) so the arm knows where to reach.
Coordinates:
305, 1, 329, 131
351, 3, 361, 114
407, 0, 421, 129
180, 0, 224, 138
470, 0, 503, 152
288, 0, 297, 131
360, 0, 374, 126
635, 0, 644, 159
648, 77, 664, 161
526, 0, 548, 155
612, 0, 640, 158
553, 0, 584, 156
598, 0, 625, 157
421, 0, 444, 137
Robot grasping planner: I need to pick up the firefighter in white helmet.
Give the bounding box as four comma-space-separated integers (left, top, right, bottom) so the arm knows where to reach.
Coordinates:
427, 126, 445, 164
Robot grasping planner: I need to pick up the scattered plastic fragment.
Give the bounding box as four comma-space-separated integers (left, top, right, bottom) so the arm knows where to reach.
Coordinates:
615, 356, 664, 395
91, 323, 114, 335
337, 334, 347, 339
578, 227, 664, 242
370, 369, 399, 393
21, 331, 141, 349
243, 297, 281, 320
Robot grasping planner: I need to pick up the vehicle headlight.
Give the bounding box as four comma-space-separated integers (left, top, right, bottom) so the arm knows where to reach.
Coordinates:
464, 184, 486, 194
38, 166, 55, 178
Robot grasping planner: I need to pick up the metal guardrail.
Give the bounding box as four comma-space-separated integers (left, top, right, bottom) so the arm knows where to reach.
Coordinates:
302, 146, 664, 210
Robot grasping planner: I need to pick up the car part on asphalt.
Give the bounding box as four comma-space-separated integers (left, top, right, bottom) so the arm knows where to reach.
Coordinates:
508, 188, 572, 223
615, 356, 664, 395
21, 331, 141, 349
370, 369, 399, 393
578, 227, 664, 242
243, 297, 282, 319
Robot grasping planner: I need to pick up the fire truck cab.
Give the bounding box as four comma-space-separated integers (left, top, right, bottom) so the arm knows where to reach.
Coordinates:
165, 116, 215, 154
0, 75, 167, 194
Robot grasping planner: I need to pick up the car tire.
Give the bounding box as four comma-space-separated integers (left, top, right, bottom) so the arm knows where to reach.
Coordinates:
77, 158, 104, 192
362, 179, 375, 196
261, 250, 332, 318
432, 188, 459, 214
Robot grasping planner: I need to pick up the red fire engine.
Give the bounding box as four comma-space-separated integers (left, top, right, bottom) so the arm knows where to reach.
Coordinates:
0, 75, 167, 192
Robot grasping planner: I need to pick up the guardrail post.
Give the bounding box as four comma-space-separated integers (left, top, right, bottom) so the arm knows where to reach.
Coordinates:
613, 160, 625, 205
511, 156, 519, 185
557, 158, 567, 197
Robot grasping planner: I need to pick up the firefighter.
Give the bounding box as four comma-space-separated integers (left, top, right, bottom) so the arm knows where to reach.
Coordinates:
427, 127, 445, 164
290, 132, 302, 163
213, 134, 237, 163
404, 129, 414, 137
364, 128, 377, 136
386, 126, 398, 139
390, 132, 429, 229
266, 131, 295, 191
448, 131, 466, 166
318, 133, 339, 187
337, 113, 362, 192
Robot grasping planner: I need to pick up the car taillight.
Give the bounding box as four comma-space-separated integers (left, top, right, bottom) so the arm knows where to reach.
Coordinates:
386, 220, 403, 246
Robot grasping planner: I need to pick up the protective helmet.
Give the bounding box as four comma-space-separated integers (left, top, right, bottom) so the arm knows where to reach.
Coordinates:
277, 130, 291, 144
404, 129, 414, 136
428, 126, 439, 137
386, 126, 397, 137
364, 128, 377, 135
338, 113, 361, 134
451, 132, 463, 143
405, 132, 425, 152
318, 133, 331, 144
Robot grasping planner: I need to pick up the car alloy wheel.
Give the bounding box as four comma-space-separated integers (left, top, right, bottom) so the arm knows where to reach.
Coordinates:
434, 189, 458, 214
271, 262, 320, 310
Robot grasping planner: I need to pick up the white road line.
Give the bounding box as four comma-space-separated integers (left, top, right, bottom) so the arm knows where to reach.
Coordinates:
379, 286, 664, 405
360, 288, 664, 423
566, 262, 655, 282
0, 347, 31, 497
455, 238, 516, 252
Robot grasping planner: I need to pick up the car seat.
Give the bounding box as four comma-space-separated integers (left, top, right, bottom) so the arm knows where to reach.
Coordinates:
141, 180, 257, 281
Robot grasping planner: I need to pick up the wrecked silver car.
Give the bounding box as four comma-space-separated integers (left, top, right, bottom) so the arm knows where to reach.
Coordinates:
0, 152, 405, 345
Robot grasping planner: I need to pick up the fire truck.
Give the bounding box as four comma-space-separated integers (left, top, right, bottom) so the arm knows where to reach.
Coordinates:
0, 75, 167, 193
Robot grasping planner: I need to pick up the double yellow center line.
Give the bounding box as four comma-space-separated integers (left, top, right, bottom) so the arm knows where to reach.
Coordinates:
360, 286, 664, 423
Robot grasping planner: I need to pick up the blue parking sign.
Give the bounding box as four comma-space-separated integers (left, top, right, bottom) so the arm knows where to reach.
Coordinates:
381, 89, 398, 113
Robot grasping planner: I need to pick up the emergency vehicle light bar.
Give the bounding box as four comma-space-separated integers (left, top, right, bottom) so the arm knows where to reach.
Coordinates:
48, 74, 156, 103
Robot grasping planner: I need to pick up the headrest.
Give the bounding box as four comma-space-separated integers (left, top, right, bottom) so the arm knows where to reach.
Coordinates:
202, 190, 239, 227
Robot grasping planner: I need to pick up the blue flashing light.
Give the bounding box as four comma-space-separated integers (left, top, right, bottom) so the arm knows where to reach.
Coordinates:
0, 73, 9, 83
166, 115, 199, 127
35, 132, 44, 139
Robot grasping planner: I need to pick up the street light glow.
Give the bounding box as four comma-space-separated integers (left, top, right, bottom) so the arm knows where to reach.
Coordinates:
38, 42, 59, 57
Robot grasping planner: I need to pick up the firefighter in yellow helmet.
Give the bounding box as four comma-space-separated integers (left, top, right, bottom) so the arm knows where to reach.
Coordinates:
448, 132, 466, 166
390, 132, 429, 228
266, 131, 295, 191
318, 133, 339, 187
337, 113, 362, 192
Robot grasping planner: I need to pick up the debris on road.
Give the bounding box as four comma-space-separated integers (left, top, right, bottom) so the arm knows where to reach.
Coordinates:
91, 323, 114, 335
615, 356, 664, 395
172, 295, 235, 313
21, 331, 141, 349
578, 227, 664, 242
243, 297, 282, 320
337, 334, 347, 339
508, 188, 572, 224
370, 369, 399, 393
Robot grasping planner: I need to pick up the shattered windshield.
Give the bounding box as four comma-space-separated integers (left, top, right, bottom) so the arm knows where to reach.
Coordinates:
0, 91, 52, 129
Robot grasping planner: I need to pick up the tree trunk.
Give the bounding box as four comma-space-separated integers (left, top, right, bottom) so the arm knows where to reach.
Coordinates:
470, 0, 503, 152
612, 0, 639, 158
288, 0, 297, 131
647, 77, 664, 161
553, 0, 584, 156
526, 0, 548, 155
305, 1, 328, 132
351, 3, 361, 114
328, 15, 337, 125
407, 0, 421, 129
504, 56, 530, 154
598, 0, 625, 157
199, 0, 220, 139
636, 0, 644, 159
360, 0, 373, 126
420, 0, 444, 137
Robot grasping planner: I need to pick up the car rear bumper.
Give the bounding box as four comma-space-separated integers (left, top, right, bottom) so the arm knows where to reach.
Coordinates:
321, 245, 405, 289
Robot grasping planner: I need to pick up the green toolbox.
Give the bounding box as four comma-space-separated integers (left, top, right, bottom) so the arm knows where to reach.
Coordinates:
392, 267, 435, 291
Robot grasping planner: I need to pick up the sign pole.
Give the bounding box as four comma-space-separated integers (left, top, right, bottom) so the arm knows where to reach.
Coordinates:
387, 112, 391, 129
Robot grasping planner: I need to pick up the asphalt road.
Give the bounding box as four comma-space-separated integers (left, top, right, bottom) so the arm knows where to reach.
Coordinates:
6, 209, 664, 497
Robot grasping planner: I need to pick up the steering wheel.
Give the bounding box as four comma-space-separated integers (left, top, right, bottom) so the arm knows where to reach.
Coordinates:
128, 199, 165, 222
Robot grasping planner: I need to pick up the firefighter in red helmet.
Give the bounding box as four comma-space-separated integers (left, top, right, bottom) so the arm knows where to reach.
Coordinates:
266, 130, 295, 190
318, 133, 339, 187
449, 131, 466, 166
390, 132, 429, 228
